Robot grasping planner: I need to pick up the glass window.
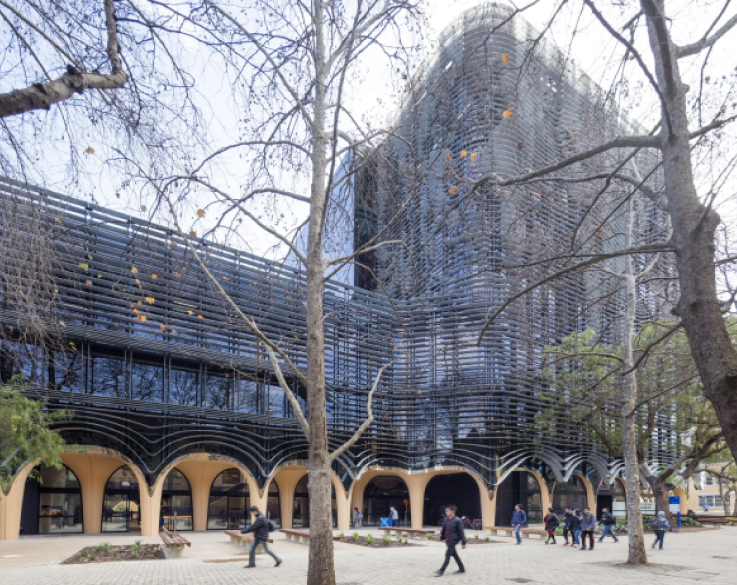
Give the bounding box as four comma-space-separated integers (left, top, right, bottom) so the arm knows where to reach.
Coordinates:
233, 378, 259, 413
169, 367, 199, 406
48, 351, 83, 393
699, 495, 724, 508
161, 468, 193, 531
267, 481, 280, 528
38, 464, 83, 534
102, 466, 141, 532
92, 356, 126, 397
131, 360, 164, 402
204, 371, 232, 410
265, 384, 286, 417
207, 468, 250, 530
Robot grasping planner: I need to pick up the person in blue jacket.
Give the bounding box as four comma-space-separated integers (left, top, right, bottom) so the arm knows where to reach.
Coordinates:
512, 504, 527, 545
436, 505, 467, 576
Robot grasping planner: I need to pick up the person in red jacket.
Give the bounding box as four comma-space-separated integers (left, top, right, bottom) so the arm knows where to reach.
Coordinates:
544, 507, 559, 544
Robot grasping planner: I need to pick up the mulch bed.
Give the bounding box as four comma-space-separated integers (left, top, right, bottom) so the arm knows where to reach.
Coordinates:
63, 544, 165, 564
336, 536, 421, 548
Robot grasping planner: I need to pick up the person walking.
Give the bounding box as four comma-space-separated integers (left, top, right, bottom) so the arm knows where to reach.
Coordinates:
436, 505, 467, 576
569, 509, 582, 548
651, 511, 670, 550
353, 507, 363, 529
544, 507, 559, 544
598, 508, 619, 543
562, 507, 573, 545
241, 506, 282, 569
511, 504, 527, 545
580, 508, 596, 550
390, 506, 399, 527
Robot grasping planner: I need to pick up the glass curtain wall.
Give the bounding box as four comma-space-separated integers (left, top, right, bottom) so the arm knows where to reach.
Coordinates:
207, 468, 250, 530
102, 466, 141, 532
161, 468, 193, 531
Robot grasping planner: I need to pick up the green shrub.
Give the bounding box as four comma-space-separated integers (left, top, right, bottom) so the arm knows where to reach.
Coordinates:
485, 536, 490, 542
366, 534, 374, 545
80, 550, 90, 558
95, 542, 112, 553
337, 532, 344, 539
352, 532, 359, 542
382, 536, 391, 545
131, 540, 142, 556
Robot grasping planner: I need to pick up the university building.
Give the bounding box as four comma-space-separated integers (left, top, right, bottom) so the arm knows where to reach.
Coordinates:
0, 4, 676, 540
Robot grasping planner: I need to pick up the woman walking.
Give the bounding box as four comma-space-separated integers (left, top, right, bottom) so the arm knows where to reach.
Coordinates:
544, 507, 559, 544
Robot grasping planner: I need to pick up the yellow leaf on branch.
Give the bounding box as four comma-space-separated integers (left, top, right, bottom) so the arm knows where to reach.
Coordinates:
503, 109, 513, 119
502, 53, 510, 66
145, 297, 155, 305
196, 209, 206, 218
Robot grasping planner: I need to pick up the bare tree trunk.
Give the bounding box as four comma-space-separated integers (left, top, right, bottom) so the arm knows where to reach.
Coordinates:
641, 0, 737, 468
622, 201, 648, 564
645, 473, 671, 521
305, 4, 335, 584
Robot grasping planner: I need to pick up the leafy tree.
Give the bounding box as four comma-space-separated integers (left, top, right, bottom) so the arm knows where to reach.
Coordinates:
0, 376, 70, 494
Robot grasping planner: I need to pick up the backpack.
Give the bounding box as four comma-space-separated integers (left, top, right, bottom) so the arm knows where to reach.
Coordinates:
357, 513, 363, 520
549, 514, 559, 528
267, 520, 276, 532
651, 517, 664, 530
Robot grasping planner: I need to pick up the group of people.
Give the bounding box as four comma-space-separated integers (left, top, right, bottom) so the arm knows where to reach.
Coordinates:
540, 506, 612, 550
436, 503, 671, 576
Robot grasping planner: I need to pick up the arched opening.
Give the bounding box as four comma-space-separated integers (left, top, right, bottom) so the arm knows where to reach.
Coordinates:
161, 468, 193, 531
362, 476, 410, 526
266, 480, 281, 527
494, 471, 543, 525
207, 468, 250, 530
20, 464, 83, 535
292, 474, 337, 528
549, 476, 587, 515
590, 470, 625, 518
102, 465, 141, 533
424, 473, 481, 526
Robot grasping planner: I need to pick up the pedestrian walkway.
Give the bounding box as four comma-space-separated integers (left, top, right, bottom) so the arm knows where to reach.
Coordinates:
1, 527, 735, 584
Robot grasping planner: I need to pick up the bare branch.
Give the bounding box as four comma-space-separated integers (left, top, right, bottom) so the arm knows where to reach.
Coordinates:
677, 12, 737, 57
329, 360, 394, 462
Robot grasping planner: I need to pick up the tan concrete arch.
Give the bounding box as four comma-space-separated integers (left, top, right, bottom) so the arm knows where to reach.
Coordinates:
0, 446, 149, 540
151, 453, 261, 533
515, 467, 552, 517
268, 462, 350, 531
572, 473, 597, 515
0, 459, 37, 541
352, 465, 494, 530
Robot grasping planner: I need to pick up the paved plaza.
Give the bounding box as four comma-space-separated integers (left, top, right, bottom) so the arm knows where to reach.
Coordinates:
1, 527, 735, 585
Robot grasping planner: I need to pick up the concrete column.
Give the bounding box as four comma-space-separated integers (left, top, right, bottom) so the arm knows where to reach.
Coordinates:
272, 469, 304, 530
61, 452, 137, 535
405, 475, 432, 529
672, 488, 688, 516
333, 480, 351, 532
0, 462, 35, 541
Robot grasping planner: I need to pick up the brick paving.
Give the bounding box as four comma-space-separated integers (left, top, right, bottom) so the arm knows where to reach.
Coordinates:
1, 527, 735, 585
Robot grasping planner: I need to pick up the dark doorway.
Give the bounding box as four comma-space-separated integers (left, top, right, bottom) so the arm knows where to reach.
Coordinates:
103, 466, 141, 532
363, 476, 410, 526
424, 474, 481, 526
597, 494, 613, 514
549, 476, 587, 515
494, 471, 543, 525
207, 468, 250, 530
161, 468, 193, 531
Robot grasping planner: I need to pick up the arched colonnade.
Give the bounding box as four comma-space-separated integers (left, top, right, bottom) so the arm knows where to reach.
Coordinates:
0, 447, 603, 540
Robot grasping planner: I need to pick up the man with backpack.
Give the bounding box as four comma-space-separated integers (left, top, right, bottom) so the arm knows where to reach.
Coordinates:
598, 507, 619, 543
562, 507, 574, 545
436, 504, 467, 576
241, 506, 282, 569
651, 510, 670, 550
544, 507, 559, 544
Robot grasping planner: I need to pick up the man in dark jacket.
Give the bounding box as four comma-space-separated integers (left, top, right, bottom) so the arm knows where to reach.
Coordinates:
511, 504, 527, 545
436, 505, 467, 576
598, 507, 619, 543
562, 507, 573, 545
241, 506, 282, 569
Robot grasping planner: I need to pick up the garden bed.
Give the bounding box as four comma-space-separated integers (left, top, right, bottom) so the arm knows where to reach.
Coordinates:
336, 535, 421, 548
63, 543, 165, 564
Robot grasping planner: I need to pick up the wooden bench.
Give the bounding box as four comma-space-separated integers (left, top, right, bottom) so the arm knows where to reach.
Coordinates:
280, 528, 343, 544
224, 529, 273, 551
159, 527, 191, 557
484, 526, 547, 539
693, 516, 735, 525
378, 526, 435, 539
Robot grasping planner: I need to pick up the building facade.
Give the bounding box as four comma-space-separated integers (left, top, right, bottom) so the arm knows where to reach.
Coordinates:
1, 3, 674, 540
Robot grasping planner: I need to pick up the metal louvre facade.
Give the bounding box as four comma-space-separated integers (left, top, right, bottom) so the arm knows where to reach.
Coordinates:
1, 3, 676, 499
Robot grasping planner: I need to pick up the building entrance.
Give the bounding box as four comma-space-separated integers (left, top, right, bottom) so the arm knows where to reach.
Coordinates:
495, 471, 543, 525
103, 466, 141, 532
362, 476, 410, 526
424, 473, 481, 526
